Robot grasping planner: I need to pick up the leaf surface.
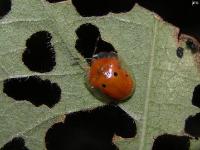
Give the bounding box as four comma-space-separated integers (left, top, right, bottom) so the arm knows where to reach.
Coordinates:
0, 0, 200, 149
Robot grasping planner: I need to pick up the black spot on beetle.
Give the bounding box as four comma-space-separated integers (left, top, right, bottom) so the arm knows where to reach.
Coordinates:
0, 137, 29, 150
22, 31, 56, 73
192, 84, 200, 108
75, 23, 116, 62
176, 47, 184, 58
46, 0, 66, 3
102, 84, 106, 88
72, 0, 135, 17
0, 0, 11, 19
45, 105, 137, 150
186, 39, 199, 54
185, 112, 200, 138
114, 72, 118, 77
152, 134, 190, 150
3, 76, 61, 108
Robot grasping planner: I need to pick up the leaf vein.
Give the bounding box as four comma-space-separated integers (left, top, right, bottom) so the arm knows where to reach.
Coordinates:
139, 18, 158, 150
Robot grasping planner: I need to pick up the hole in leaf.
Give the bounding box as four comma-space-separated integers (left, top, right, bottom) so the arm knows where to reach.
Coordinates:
75, 23, 100, 59
45, 105, 137, 150
185, 112, 200, 138
0, 0, 11, 19
96, 40, 115, 53
75, 23, 116, 62
22, 31, 56, 73
3, 76, 61, 108
108, 0, 136, 13
152, 134, 190, 150
137, 0, 200, 42
0, 137, 29, 150
72, 0, 135, 17
46, 0, 66, 3
192, 84, 200, 108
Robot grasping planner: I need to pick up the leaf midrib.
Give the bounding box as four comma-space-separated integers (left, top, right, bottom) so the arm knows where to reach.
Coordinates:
139, 18, 158, 150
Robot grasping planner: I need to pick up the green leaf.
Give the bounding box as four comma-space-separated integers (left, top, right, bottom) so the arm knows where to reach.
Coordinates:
0, 0, 200, 149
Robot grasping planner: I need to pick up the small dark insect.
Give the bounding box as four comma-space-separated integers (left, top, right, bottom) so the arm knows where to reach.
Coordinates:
186, 39, 198, 54
176, 47, 184, 58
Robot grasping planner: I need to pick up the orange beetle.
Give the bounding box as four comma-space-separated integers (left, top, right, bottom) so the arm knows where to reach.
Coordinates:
86, 52, 135, 102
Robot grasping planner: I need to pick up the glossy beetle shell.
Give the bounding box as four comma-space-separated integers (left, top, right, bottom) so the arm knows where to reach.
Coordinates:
86, 52, 135, 101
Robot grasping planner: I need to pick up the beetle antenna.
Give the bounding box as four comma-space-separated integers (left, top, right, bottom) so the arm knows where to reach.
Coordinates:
92, 36, 100, 57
